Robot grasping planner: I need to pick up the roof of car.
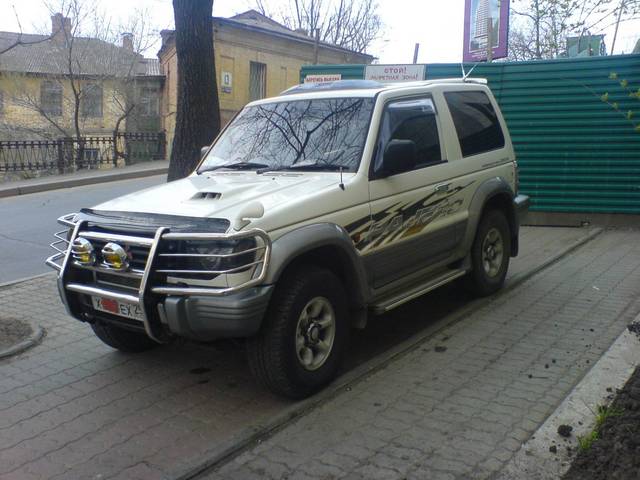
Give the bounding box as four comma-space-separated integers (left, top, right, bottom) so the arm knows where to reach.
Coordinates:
248, 78, 489, 105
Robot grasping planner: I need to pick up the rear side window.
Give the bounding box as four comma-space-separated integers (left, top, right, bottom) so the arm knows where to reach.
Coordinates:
444, 91, 505, 157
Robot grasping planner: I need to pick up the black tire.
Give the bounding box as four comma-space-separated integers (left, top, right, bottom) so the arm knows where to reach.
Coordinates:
466, 209, 511, 297
91, 323, 159, 353
247, 265, 350, 399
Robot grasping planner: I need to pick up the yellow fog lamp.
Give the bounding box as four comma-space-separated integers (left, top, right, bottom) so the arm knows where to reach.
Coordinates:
101, 242, 129, 271
71, 237, 96, 266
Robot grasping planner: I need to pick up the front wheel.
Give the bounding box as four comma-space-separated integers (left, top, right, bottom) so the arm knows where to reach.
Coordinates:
247, 266, 349, 399
466, 209, 511, 297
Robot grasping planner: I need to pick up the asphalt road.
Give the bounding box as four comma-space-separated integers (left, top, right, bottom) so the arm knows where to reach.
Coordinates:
0, 175, 166, 284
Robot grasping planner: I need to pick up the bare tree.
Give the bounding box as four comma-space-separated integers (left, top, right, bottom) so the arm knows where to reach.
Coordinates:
508, 0, 640, 60
0, 5, 61, 56
2, 0, 156, 161
254, 0, 382, 54
168, 0, 220, 181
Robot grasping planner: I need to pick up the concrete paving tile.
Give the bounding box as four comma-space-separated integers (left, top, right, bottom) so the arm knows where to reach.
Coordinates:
1, 227, 637, 480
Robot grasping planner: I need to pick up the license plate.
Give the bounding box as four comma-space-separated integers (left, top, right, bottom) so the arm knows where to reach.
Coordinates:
92, 296, 144, 321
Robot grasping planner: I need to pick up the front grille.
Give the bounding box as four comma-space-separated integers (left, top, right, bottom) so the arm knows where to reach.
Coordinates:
48, 213, 272, 298
129, 245, 150, 270
95, 271, 141, 292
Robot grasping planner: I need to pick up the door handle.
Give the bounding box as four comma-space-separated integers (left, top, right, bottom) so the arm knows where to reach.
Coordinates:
435, 183, 451, 193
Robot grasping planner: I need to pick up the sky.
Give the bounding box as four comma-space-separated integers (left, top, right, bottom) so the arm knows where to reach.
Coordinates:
1, 0, 638, 63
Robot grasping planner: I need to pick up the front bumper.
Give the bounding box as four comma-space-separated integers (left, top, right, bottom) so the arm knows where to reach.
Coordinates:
162, 285, 273, 341
514, 194, 530, 222
509, 194, 530, 257
46, 213, 272, 343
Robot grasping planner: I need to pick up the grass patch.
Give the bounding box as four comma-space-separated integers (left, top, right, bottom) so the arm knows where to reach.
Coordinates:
578, 430, 599, 451
577, 404, 624, 451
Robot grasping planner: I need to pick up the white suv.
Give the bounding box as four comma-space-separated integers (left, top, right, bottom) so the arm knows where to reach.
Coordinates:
48, 79, 529, 398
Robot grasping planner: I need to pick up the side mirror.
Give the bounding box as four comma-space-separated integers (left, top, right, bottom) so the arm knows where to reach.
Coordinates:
381, 139, 417, 177
200, 146, 209, 158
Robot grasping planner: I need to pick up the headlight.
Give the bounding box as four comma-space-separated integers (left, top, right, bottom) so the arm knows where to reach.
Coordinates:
160, 238, 258, 278
186, 238, 257, 272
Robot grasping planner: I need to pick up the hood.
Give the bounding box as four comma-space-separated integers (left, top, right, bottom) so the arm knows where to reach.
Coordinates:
92, 171, 343, 222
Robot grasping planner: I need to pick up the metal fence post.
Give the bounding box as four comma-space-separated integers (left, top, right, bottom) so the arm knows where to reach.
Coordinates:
158, 131, 166, 160
56, 139, 64, 174
112, 132, 119, 168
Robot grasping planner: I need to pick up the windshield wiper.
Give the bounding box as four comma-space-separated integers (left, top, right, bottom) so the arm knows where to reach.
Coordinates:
199, 161, 270, 174
260, 162, 350, 173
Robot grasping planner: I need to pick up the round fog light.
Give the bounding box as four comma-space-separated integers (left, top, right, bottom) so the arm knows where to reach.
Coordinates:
71, 237, 95, 266
101, 242, 129, 271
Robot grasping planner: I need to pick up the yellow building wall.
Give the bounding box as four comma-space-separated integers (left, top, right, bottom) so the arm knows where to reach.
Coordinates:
160, 21, 371, 156
0, 73, 127, 140
161, 51, 178, 152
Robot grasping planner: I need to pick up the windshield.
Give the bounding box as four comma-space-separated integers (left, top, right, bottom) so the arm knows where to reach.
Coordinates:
199, 97, 375, 173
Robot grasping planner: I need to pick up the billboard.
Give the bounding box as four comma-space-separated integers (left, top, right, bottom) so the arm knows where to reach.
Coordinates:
304, 74, 342, 83
364, 64, 426, 82
463, 0, 510, 61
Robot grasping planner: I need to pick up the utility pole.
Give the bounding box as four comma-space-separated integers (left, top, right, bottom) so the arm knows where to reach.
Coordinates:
610, 0, 625, 55
313, 28, 320, 64
486, 17, 493, 62
413, 43, 420, 64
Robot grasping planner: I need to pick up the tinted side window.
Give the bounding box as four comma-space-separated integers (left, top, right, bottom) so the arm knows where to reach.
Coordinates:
444, 91, 505, 157
373, 98, 442, 175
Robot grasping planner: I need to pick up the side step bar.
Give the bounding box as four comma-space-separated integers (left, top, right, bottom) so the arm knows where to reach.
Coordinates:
370, 269, 467, 314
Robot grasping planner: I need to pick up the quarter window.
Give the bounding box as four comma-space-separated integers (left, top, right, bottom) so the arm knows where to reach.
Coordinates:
373, 97, 442, 175
444, 90, 505, 157
41, 81, 63, 117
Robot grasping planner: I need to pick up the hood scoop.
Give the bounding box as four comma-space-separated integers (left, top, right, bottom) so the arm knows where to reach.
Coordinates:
192, 191, 222, 200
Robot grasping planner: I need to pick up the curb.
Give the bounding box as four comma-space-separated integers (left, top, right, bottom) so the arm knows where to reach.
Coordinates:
0, 166, 167, 198
496, 310, 640, 480
176, 227, 606, 480
0, 272, 56, 290
0, 323, 46, 360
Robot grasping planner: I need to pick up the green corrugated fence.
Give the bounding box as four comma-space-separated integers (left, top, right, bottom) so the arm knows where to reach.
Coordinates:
301, 56, 640, 214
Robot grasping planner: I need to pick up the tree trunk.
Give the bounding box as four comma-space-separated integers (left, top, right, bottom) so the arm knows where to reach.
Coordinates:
168, 0, 220, 181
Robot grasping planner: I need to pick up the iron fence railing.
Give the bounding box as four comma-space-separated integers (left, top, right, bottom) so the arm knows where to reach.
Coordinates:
0, 132, 166, 173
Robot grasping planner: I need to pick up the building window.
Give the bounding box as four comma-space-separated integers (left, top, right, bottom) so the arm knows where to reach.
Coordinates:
41, 81, 63, 117
138, 87, 159, 117
81, 148, 100, 163
81, 83, 103, 118
249, 61, 267, 101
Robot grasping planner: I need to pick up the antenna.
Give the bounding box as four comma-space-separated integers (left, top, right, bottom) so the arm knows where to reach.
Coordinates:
339, 166, 345, 190
461, 62, 480, 81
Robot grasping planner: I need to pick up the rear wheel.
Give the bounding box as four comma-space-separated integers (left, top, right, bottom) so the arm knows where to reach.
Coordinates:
466, 209, 511, 297
247, 265, 349, 399
91, 323, 158, 353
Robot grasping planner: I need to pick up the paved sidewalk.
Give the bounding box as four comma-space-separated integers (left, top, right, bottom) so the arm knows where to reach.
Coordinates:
0, 160, 168, 198
0, 226, 619, 480
210, 229, 640, 480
